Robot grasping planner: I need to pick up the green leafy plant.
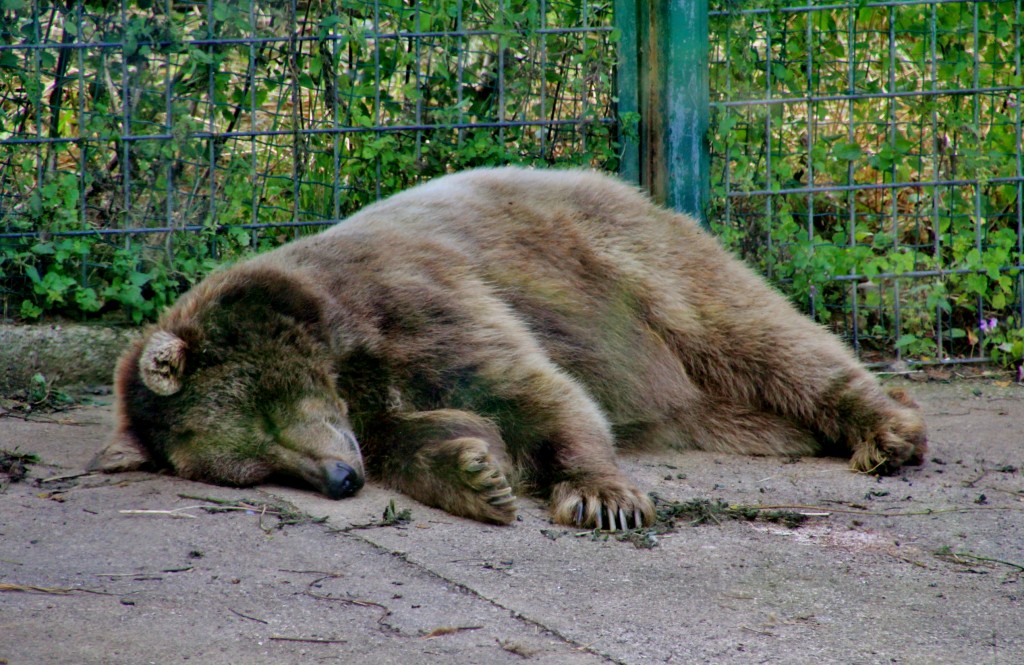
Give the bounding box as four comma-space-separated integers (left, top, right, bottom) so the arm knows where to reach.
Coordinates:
2, 0, 621, 324
708, 0, 1023, 369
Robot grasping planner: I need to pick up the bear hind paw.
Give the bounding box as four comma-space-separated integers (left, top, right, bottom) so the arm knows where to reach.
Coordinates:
849, 411, 927, 475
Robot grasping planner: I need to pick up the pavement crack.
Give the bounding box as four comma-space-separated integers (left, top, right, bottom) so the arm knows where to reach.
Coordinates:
342, 529, 627, 664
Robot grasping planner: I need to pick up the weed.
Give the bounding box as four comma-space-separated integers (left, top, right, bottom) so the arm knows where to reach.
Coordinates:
0, 449, 41, 485
329, 499, 414, 534
0, 374, 76, 417
177, 493, 326, 529
380, 499, 413, 527
612, 495, 810, 549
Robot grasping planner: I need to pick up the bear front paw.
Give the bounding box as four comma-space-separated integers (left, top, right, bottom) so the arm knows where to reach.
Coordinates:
422, 437, 517, 525
550, 478, 656, 531
459, 442, 517, 515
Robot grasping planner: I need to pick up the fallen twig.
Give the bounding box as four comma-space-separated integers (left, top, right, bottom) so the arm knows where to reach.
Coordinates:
303, 589, 392, 624
177, 493, 242, 505
119, 507, 200, 519
962, 470, 990, 488
95, 566, 192, 578
0, 583, 114, 596
421, 625, 483, 639
875, 370, 924, 377
0, 583, 73, 594
955, 553, 1024, 572
0, 412, 82, 424
258, 504, 273, 534
176, 493, 324, 528
37, 471, 92, 484
935, 548, 1024, 572
301, 573, 392, 625
756, 503, 1024, 518
229, 608, 268, 624
269, 635, 347, 644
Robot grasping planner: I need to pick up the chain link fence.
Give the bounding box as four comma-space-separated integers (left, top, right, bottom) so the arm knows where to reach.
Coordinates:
708, 0, 1023, 367
1, 0, 619, 322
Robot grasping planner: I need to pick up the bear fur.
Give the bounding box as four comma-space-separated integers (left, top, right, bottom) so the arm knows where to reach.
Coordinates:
90, 167, 927, 529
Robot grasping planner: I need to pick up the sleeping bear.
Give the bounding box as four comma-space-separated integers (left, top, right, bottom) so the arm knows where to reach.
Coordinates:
90, 168, 927, 530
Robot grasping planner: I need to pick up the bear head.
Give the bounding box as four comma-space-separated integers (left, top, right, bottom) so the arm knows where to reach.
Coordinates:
89, 265, 366, 499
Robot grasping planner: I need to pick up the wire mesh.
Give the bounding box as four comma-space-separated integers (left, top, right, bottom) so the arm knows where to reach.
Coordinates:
708, 0, 1024, 366
0, 0, 619, 322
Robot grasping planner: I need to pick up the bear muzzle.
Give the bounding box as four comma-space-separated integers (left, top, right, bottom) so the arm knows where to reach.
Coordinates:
323, 460, 364, 499
270, 416, 366, 499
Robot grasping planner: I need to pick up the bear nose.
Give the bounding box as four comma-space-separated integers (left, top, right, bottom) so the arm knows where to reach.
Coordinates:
324, 461, 364, 499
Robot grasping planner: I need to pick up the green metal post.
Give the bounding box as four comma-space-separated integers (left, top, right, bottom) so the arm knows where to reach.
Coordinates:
618, 1, 709, 223
614, 0, 640, 185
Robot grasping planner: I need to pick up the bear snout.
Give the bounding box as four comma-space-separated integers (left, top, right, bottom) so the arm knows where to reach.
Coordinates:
324, 460, 364, 499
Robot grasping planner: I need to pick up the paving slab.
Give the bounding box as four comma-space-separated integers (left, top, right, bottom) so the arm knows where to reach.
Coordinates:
1, 379, 1022, 665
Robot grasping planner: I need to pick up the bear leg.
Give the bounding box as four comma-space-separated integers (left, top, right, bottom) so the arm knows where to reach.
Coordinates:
533, 416, 656, 530
514, 381, 657, 530
661, 310, 927, 473
793, 370, 928, 474
488, 371, 657, 530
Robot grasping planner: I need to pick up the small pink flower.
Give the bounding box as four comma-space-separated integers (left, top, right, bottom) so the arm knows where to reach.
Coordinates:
979, 318, 998, 333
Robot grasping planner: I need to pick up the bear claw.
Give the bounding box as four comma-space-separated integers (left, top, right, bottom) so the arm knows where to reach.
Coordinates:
414, 437, 518, 524
570, 503, 646, 531
485, 486, 516, 506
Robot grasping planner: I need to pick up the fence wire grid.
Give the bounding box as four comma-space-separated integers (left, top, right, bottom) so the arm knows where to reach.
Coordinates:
708, 0, 1024, 367
0, 0, 618, 322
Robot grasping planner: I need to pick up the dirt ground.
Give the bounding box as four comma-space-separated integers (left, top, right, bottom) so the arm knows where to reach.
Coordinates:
1, 378, 1022, 665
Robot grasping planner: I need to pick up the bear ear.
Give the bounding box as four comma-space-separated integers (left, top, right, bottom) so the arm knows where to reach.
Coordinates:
219, 268, 325, 333
139, 330, 188, 396
87, 429, 151, 473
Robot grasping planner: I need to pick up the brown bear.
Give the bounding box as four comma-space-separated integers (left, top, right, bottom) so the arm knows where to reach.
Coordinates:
90, 167, 927, 530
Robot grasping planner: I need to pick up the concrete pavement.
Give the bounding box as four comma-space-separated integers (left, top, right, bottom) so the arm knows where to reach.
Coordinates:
1, 379, 1022, 664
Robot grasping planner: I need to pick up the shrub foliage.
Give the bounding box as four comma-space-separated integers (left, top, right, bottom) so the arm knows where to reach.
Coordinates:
1, 0, 619, 322
708, 1, 1023, 367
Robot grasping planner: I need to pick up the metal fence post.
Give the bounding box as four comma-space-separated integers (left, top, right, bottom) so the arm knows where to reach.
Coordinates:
614, 0, 640, 185
618, 1, 709, 223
